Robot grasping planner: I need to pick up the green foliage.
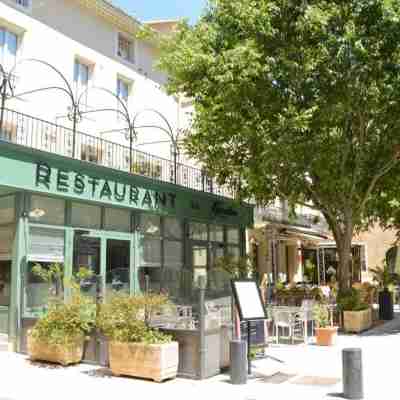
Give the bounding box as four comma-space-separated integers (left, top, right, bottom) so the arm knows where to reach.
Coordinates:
304, 260, 316, 283
370, 263, 400, 289
160, 0, 400, 289
30, 291, 96, 346
32, 263, 64, 284
214, 254, 257, 280
32, 262, 64, 298
96, 294, 172, 344
313, 303, 331, 328
337, 288, 369, 312
73, 266, 94, 283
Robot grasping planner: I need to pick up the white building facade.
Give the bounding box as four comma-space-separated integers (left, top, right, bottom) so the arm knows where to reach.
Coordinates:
0, 0, 200, 179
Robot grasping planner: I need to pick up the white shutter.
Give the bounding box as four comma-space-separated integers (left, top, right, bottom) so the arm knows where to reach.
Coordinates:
28, 227, 65, 263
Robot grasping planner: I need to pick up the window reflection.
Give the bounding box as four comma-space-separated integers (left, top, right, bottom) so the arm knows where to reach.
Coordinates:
0, 261, 11, 307
138, 214, 161, 236
189, 223, 208, 241
106, 240, 130, 296
30, 195, 65, 225
138, 267, 162, 293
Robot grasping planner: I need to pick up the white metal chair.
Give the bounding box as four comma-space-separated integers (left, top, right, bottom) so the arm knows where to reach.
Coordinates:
300, 299, 315, 342
272, 308, 303, 344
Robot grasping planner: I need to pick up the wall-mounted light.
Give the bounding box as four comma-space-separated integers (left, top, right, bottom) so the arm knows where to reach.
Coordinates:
28, 208, 46, 219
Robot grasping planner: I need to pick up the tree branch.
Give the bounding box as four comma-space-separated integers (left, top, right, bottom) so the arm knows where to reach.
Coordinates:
358, 156, 400, 213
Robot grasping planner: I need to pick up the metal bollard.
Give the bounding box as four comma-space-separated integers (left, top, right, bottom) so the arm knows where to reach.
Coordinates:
343, 348, 363, 399
230, 340, 247, 384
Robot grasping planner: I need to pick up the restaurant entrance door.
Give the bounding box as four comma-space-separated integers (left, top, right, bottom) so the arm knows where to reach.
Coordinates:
73, 231, 133, 365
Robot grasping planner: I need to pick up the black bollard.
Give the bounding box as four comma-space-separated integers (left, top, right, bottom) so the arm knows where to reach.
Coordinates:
230, 340, 247, 385
343, 348, 363, 399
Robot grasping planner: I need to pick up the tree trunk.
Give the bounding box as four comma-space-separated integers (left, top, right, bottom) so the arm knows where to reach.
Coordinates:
336, 237, 352, 290
335, 220, 354, 291
321, 209, 354, 291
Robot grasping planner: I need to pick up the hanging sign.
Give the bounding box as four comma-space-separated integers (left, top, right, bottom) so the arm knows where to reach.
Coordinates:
231, 279, 267, 321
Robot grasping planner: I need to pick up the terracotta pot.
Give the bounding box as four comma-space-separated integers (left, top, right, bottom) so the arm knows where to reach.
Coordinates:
109, 341, 179, 382
27, 333, 84, 366
315, 326, 338, 346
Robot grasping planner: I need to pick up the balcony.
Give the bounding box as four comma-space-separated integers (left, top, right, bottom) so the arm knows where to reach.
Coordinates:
0, 108, 233, 198
255, 205, 330, 234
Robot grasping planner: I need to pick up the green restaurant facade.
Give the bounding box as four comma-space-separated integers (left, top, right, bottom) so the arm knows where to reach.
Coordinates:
0, 140, 253, 352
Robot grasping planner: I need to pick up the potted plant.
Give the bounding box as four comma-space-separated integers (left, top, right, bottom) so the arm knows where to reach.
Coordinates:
370, 263, 399, 320
27, 290, 96, 365
313, 303, 338, 346
97, 293, 178, 382
337, 288, 372, 333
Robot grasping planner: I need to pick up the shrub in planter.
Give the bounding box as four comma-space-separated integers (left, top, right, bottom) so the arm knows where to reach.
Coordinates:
337, 288, 372, 333
28, 292, 96, 365
313, 303, 338, 346
97, 293, 178, 382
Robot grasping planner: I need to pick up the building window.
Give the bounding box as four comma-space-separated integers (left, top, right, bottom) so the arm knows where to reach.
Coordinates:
189, 222, 208, 241
71, 202, 101, 229
117, 77, 130, 120
74, 59, 90, 106
15, 0, 30, 9
0, 196, 15, 225
104, 207, 131, 232
29, 195, 65, 226
227, 227, 240, 244
117, 34, 135, 63
117, 78, 130, 104
0, 28, 18, 71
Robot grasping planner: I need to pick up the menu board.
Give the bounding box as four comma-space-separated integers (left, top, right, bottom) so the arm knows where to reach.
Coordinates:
231, 280, 267, 321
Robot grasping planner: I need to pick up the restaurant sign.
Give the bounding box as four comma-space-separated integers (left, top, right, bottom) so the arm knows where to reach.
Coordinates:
35, 162, 177, 210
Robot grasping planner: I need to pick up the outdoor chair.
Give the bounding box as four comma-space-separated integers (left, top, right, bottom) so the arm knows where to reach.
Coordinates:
272, 308, 303, 344
300, 299, 316, 341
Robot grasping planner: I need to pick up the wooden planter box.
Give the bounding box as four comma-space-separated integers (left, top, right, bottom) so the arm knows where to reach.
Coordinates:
27, 334, 84, 366
315, 327, 338, 346
343, 308, 372, 333
109, 341, 179, 382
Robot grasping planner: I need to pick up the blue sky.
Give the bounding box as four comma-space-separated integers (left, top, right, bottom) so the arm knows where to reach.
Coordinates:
111, 1, 207, 24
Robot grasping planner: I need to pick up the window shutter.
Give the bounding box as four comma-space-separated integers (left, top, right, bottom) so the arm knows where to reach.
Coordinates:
28, 227, 65, 263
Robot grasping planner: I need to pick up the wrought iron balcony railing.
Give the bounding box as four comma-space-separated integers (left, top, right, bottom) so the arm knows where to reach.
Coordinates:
0, 108, 233, 198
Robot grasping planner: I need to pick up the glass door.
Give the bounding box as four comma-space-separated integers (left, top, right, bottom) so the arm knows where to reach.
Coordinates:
73, 234, 101, 298
191, 242, 209, 289
0, 260, 11, 334
105, 238, 131, 298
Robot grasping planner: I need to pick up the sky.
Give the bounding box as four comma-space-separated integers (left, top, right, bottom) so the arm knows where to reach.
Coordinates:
111, 1, 207, 24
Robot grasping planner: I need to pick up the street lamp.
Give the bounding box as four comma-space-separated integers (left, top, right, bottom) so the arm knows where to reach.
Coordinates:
75, 86, 137, 172
133, 109, 181, 184
0, 58, 82, 157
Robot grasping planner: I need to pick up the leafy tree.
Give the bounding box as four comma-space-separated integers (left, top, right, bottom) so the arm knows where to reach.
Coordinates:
160, 0, 400, 289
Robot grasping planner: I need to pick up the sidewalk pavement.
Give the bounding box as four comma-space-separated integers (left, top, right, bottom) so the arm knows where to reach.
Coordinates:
0, 316, 399, 400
